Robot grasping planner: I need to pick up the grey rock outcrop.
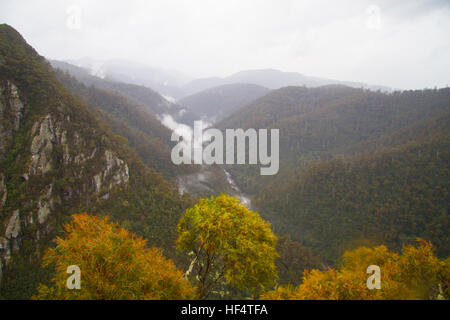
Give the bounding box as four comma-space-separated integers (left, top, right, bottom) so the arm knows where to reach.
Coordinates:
0, 80, 25, 162
93, 150, 129, 193
29, 114, 69, 175
0, 78, 132, 288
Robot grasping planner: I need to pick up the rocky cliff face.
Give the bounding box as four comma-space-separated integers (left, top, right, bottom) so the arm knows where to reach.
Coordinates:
0, 80, 130, 287
0, 24, 184, 298
0, 80, 24, 162
0, 80, 25, 285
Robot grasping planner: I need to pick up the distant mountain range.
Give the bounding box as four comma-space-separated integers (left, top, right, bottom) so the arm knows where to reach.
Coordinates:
181, 69, 392, 97
60, 58, 392, 100
65, 57, 192, 100
178, 83, 270, 123
57, 59, 392, 124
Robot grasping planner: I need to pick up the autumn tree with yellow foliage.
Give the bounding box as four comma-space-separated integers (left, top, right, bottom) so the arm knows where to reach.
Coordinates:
177, 194, 278, 299
261, 239, 449, 300
34, 213, 196, 300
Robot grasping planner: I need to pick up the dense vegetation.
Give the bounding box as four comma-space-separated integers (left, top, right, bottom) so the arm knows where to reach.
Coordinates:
53, 69, 191, 178
217, 85, 450, 264
258, 134, 450, 263
1, 23, 448, 300
34, 213, 196, 299
177, 194, 278, 298
0, 24, 194, 299
262, 240, 449, 300
34, 211, 449, 300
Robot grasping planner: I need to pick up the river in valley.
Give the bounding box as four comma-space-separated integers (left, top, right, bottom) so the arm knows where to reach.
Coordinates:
223, 169, 251, 208
177, 166, 251, 209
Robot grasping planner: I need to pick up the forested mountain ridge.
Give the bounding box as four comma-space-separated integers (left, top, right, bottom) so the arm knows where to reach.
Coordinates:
218, 86, 450, 193
216, 85, 450, 264
50, 60, 198, 124
52, 69, 193, 179
65, 57, 190, 100
258, 134, 450, 263
0, 24, 191, 299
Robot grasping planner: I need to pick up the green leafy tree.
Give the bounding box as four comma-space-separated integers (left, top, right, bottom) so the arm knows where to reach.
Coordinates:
177, 194, 278, 299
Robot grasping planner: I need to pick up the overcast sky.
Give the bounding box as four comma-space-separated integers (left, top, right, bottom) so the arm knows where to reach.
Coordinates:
1, 0, 449, 89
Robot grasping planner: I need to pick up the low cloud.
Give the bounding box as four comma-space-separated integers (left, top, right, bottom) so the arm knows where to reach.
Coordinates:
1, 0, 449, 89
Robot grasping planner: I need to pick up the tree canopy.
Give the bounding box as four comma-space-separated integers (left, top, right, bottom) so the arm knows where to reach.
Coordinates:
177, 194, 278, 298
261, 239, 449, 300
34, 213, 196, 300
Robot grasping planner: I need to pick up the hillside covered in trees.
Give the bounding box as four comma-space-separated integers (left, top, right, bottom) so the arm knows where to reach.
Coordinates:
50, 60, 198, 125
33, 205, 450, 300
0, 24, 194, 299
217, 85, 450, 263
0, 23, 448, 300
